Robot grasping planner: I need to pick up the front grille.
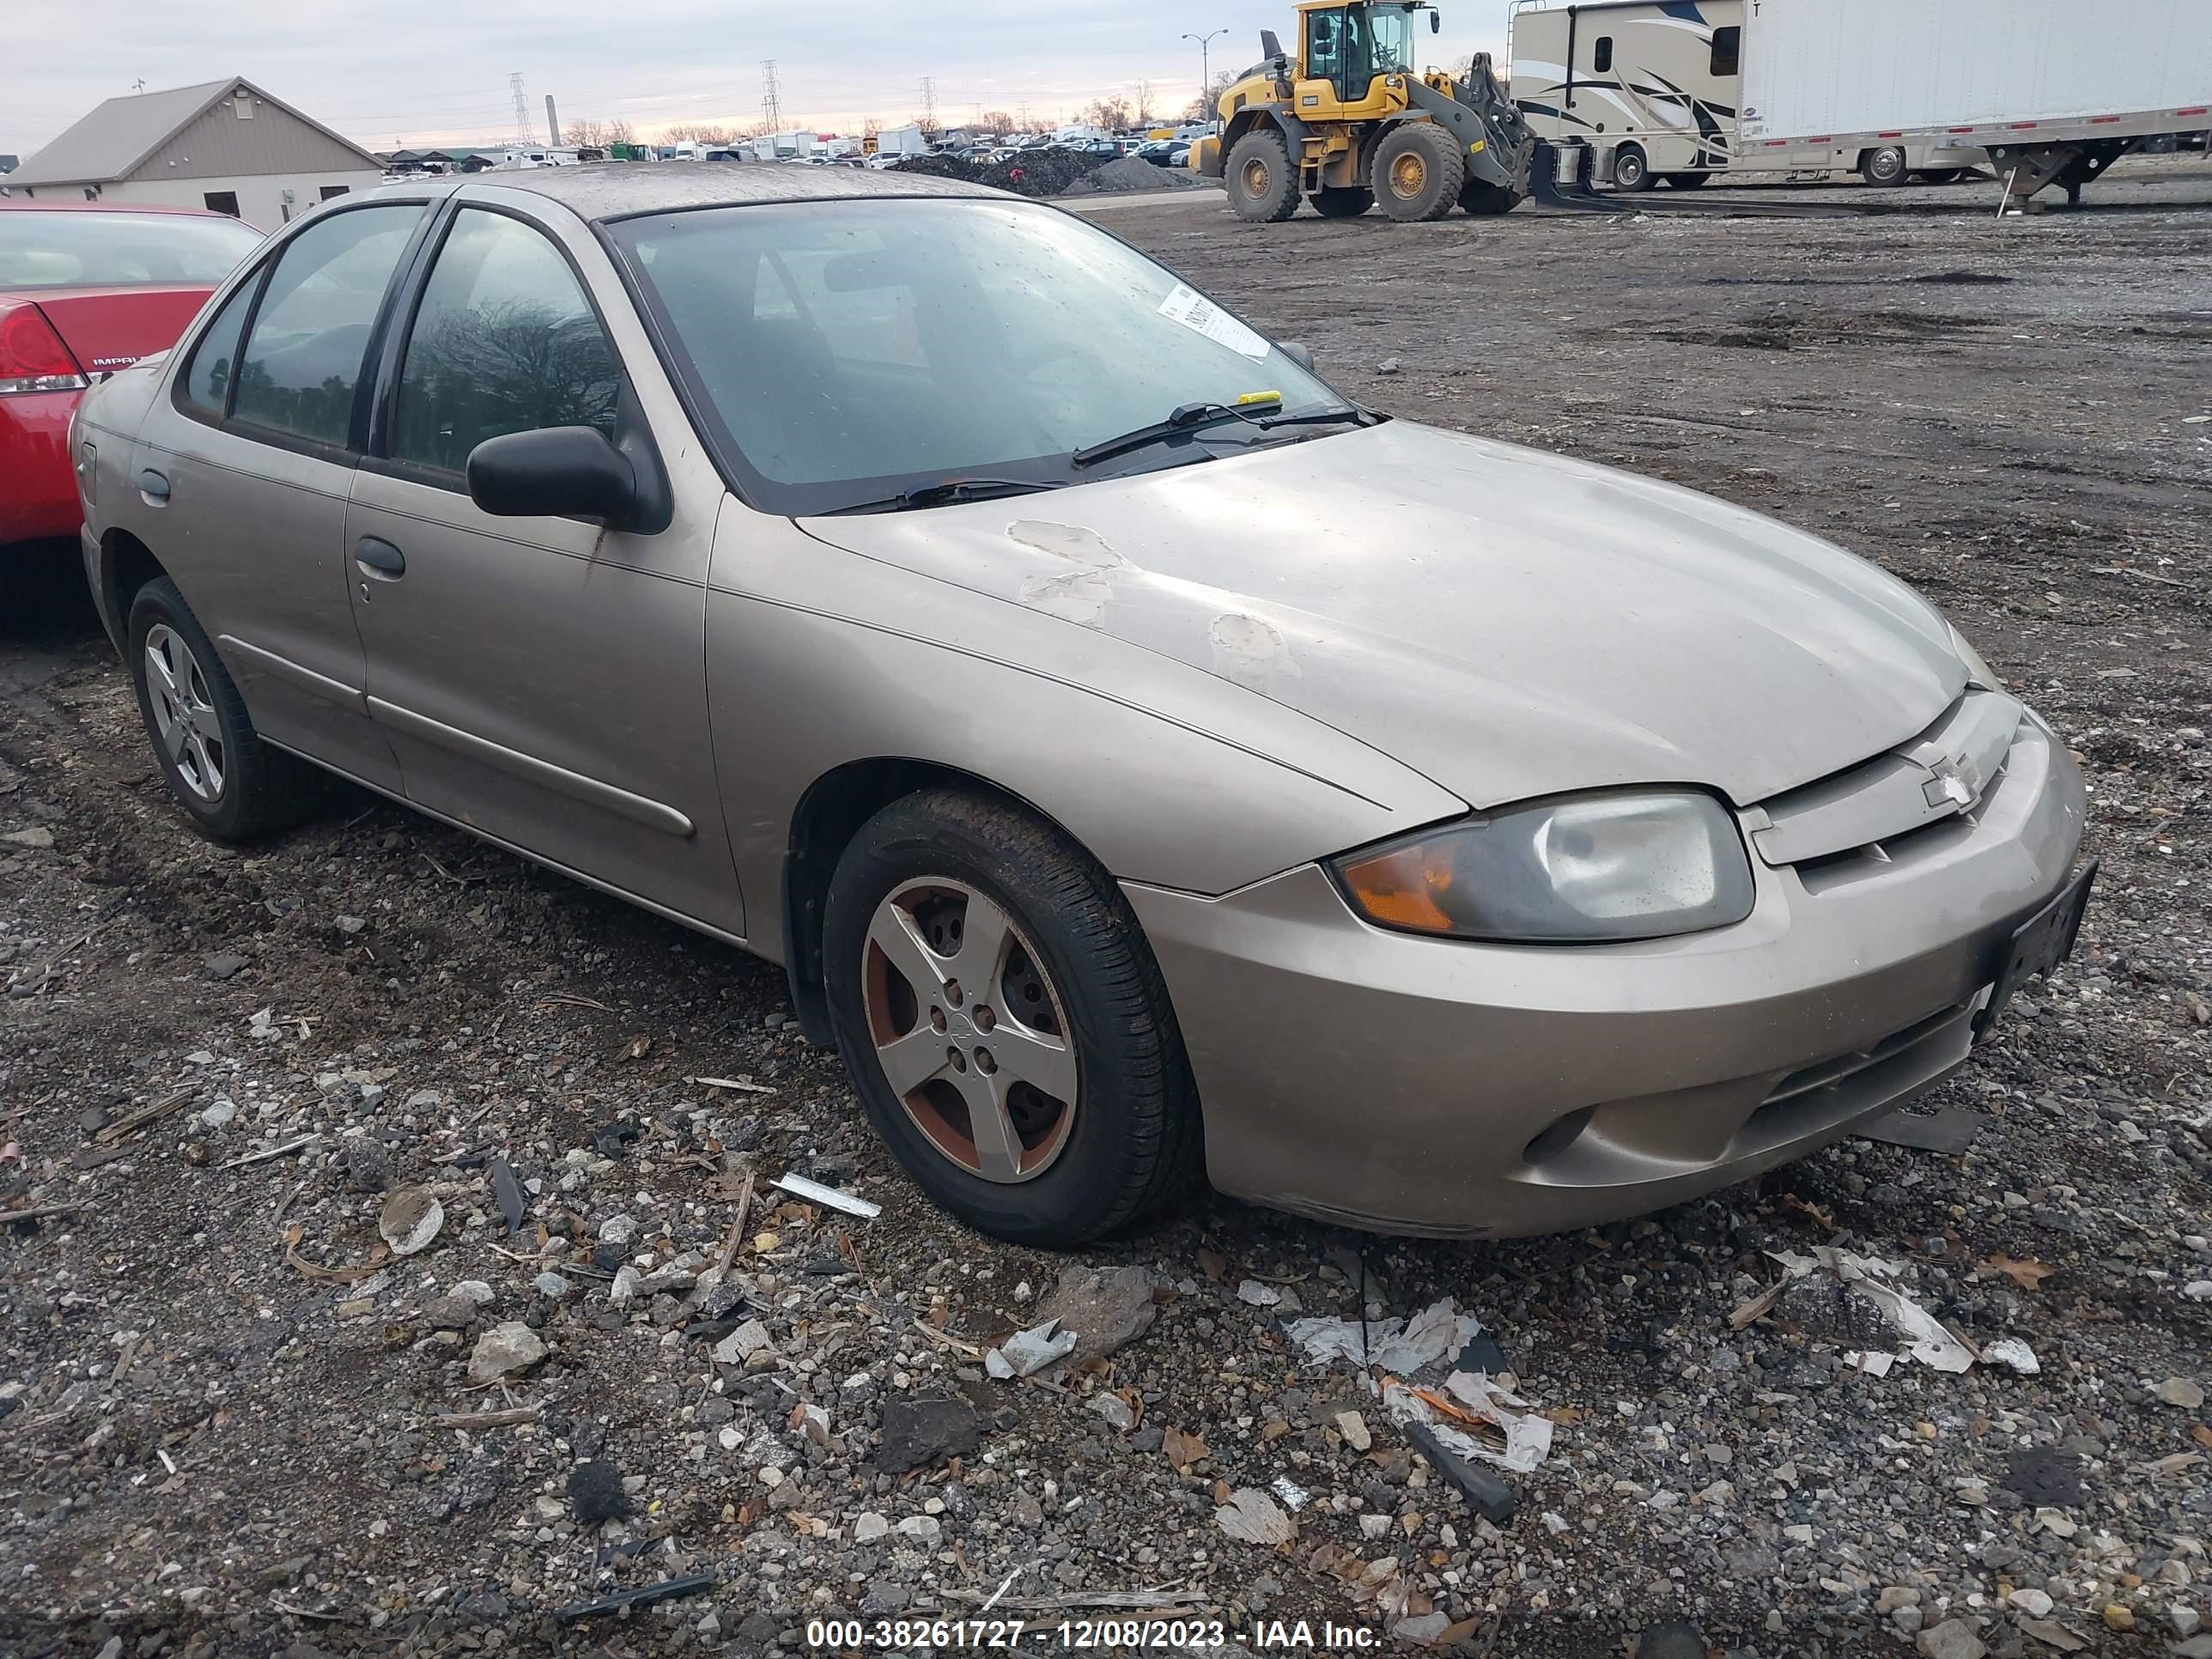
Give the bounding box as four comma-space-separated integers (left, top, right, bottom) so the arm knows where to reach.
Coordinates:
1752, 689, 2024, 880
1737, 1001, 1977, 1152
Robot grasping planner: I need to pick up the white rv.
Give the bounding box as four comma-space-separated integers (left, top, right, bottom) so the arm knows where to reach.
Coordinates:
1508, 0, 1984, 189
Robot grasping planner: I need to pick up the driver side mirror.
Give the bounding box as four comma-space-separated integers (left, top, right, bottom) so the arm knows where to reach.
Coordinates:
1432, 10, 1443, 33
467, 426, 641, 526
1278, 341, 1316, 371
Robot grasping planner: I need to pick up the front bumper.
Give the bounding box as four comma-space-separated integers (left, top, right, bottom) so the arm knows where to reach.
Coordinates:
1126, 716, 2087, 1237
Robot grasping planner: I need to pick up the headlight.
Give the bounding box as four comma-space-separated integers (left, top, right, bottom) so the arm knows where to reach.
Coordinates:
1334, 789, 1756, 944
1949, 623, 2003, 692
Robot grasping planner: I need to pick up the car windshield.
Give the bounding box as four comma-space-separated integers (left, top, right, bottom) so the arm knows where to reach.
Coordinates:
0, 210, 264, 290
608, 197, 1353, 514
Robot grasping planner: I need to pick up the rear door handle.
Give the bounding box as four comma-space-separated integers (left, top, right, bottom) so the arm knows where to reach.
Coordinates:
354, 537, 406, 579
136, 469, 171, 501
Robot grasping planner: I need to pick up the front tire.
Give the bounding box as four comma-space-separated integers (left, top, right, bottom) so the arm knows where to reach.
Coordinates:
1225, 131, 1301, 223
1661, 170, 1711, 189
1458, 179, 1522, 216
127, 577, 329, 843
1610, 143, 1654, 191
823, 788, 1200, 1248
1372, 125, 1466, 222
1861, 146, 1910, 185
1313, 185, 1374, 219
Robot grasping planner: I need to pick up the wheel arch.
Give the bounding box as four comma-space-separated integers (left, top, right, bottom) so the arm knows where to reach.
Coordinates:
781, 757, 1106, 1046
95, 527, 167, 655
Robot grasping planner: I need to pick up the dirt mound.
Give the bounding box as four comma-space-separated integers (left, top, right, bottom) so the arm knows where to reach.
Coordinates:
892, 149, 1200, 200
1083, 155, 1197, 194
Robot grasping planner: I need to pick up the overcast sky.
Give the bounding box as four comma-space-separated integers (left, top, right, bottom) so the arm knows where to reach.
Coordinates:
5, 0, 1510, 157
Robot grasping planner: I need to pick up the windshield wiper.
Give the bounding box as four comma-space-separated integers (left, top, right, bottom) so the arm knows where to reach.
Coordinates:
1072, 402, 1373, 470
821, 477, 1066, 516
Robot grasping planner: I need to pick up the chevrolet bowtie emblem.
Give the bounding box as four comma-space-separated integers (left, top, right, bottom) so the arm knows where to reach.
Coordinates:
1924, 756, 1980, 811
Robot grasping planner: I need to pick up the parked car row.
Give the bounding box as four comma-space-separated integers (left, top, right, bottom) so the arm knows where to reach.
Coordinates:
58, 166, 2091, 1250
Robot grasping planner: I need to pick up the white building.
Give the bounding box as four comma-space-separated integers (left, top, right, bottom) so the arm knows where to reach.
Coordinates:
2, 77, 384, 230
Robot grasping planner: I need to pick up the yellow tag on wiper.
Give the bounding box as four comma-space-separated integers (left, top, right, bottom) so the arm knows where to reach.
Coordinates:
1236, 391, 1284, 407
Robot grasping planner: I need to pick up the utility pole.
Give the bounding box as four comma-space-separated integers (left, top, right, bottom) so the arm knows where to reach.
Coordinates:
508, 72, 532, 146
544, 94, 561, 148
919, 76, 938, 132
761, 58, 783, 138
1182, 30, 1226, 131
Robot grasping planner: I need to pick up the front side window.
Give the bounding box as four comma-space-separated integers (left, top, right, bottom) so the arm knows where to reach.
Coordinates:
1710, 26, 1741, 77
1594, 36, 1615, 74
230, 204, 423, 447
0, 209, 261, 291
180, 276, 258, 417
610, 198, 1351, 514
390, 209, 620, 476
1358, 8, 1413, 77
1306, 9, 1346, 82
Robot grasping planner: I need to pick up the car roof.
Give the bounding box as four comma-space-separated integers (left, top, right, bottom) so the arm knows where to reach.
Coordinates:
388, 160, 1006, 224
0, 197, 236, 217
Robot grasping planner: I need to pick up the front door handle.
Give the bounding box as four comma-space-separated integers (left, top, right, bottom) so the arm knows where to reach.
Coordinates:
354, 537, 406, 579
136, 468, 171, 501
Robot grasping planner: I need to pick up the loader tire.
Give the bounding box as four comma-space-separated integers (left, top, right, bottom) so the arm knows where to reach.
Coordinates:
1226, 131, 1301, 223
1313, 186, 1374, 218
1373, 125, 1465, 222
1458, 179, 1521, 216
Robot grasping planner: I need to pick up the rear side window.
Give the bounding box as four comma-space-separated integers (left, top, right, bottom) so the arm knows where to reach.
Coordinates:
390, 209, 620, 476
230, 204, 422, 448
180, 277, 258, 417
1593, 36, 1613, 74
1710, 26, 1741, 77
0, 209, 260, 290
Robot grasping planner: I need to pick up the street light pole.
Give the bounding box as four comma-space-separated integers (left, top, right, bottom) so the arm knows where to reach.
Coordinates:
1182, 29, 1226, 133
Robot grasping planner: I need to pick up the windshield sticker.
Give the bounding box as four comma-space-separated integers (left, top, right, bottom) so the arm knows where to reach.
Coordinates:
1158, 283, 1272, 362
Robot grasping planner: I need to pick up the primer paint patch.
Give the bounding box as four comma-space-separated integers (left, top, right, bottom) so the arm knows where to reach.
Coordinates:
1010, 520, 1127, 628
1209, 612, 1298, 689
1008, 520, 1124, 569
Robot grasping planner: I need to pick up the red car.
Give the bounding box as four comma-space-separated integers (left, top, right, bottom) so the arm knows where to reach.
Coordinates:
1, 199, 264, 550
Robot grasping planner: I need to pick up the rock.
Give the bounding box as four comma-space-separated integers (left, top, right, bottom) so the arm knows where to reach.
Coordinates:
2007, 1589, 2054, 1618
199, 1099, 238, 1129
1916, 1620, 1987, 1659
466, 1321, 547, 1385
2175, 1608, 2203, 1638
2154, 1376, 2204, 1409
1359, 1512, 1392, 1539
1093, 1392, 1136, 1433
1237, 1279, 1281, 1307
1336, 1410, 1371, 1452
1378, 357, 1401, 376
567, 1459, 629, 1524
342, 1139, 394, 1193
422, 1294, 482, 1331
335, 915, 366, 934
1879, 1589, 1923, 1614
378, 1188, 443, 1255
607, 1265, 643, 1308
1215, 1486, 1295, 1547
452, 1279, 495, 1305
202, 952, 250, 981
1035, 1266, 1157, 1366
533, 1273, 571, 1298
1395, 1612, 1453, 1645
709, 1318, 774, 1365
599, 1214, 638, 1247
1, 826, 55, 849
1637, 1623, 1711, 1659
878, 1391, 981, 1474
2101, 1604, 2135, 1632
854, 1512, 890, 1544
896, 1514, 942, 1544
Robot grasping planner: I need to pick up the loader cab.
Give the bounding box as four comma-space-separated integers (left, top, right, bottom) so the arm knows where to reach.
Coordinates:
1296, 2, 1437, 112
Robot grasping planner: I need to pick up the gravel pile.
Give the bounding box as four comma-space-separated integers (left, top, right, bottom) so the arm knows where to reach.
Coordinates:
890, 148, 1196, 200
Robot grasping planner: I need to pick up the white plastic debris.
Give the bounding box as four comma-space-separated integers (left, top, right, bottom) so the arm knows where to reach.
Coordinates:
1771, 1248, 1976, 1373
770, 1172, 879, 1218
985, 1318, 1077, 1379
1378, 1370, 1553, 1473
1214, 1486, 1296, 1547
1270, 1474, 1310, 1511
1983, 1338, 2041, 1375
1285, 1297, 1484, 1377
1844, 1350, 1898, 1378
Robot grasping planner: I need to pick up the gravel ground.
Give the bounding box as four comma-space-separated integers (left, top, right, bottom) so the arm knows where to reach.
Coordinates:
3, 156, 2210, 1659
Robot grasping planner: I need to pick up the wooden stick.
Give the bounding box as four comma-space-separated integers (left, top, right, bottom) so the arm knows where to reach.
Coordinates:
434, 1406, 541, 1430
95, 1086, 197, 1146
714, 1171, 757, 1273
1, 1202, 80, 1225
221, 1134, 319, 1170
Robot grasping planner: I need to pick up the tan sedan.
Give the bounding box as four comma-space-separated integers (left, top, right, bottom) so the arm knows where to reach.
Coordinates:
72, 167, 2090, 1245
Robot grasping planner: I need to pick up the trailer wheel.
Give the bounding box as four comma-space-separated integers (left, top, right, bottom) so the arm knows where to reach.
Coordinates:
1373, 125, 1465, 222
1457, 179, 1521, 216
1610, 143, 1654, 191
1313, 186, 1374, 218
1225, 131, 1301, 222
1661, 171, 1711, 189
1860, 146, 1911, 185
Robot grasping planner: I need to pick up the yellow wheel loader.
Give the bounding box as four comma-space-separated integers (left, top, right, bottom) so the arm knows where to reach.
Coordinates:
1190, 2, 1533, 224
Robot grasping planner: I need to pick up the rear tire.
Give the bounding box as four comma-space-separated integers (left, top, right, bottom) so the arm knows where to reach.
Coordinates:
1313, 185, 1374, 218
1917, 167, 1966, 185
1661, 170, 1711, 189
1861, 145, 1910, 185
823, 787, 1201, 1248
1458, 179, 1522, 215
1372, 125, 1466, 222
1225, 131, 1301, 223
1610, 143, 1654, 191
126, 577, 331, 844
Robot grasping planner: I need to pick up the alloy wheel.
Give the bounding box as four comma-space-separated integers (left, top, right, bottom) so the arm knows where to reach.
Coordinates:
860, 877, 1078, 1183
144, 623, 226, 802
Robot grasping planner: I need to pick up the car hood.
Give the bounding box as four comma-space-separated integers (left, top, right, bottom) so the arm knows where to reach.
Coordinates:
799, 421, 1963, 809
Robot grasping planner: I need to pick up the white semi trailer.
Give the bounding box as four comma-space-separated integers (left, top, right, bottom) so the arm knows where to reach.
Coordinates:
1738, 0, 2212, 206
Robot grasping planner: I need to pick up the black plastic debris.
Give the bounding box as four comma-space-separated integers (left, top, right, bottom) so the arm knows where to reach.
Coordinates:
589, 1121, 641, 1159
489, 1157, 526, 1237
566, 1459, 630, 1526
2002, 1445, 2084, 1508
553, 1571, 716, 1623
1405, 1421, 1515, 1526
1455, 1334, 1508, 1375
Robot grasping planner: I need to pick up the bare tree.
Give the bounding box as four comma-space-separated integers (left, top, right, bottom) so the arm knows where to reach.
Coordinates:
1184, 70, 1237, 123
604, 118, 634, 145
1134, 80, 1155, 126
978, 109, 1015, 135
565, 118, 609, 149
1084, 95, 1134, 131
